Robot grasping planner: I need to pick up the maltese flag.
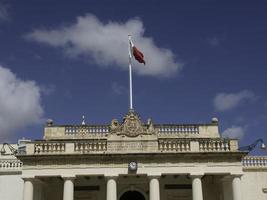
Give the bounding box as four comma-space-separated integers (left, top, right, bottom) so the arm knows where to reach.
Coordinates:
129, 36, 146, 65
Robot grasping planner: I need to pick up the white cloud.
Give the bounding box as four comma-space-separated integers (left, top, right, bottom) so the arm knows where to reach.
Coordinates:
213, 90, 256, 112
0, 3, 9, 21
25, 14, 183, 77
0, 65, 44, 141
111, 82, 127, 95
222, 126, 245, 139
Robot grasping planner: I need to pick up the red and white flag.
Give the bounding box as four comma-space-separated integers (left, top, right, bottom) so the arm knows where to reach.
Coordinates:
129, 37, 146, 65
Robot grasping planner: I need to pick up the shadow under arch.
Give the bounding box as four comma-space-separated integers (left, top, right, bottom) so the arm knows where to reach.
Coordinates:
119, 190, 146, 200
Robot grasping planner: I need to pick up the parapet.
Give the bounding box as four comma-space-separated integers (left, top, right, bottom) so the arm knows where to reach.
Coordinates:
44, 111, 220, 140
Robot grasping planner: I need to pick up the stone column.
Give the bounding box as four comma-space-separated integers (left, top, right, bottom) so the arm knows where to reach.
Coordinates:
23, 178, 34, 200
149, 177, 160, 200
191, 175, 203, 200
106, 178, 117, 200
232, 175, 242, 200
63, 177, 75, 200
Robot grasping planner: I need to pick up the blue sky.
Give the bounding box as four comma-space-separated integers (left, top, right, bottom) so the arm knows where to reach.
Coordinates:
0, 0, 267, 154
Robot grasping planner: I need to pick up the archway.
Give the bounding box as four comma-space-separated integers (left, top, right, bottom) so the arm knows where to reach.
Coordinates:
120, 191, 145, 200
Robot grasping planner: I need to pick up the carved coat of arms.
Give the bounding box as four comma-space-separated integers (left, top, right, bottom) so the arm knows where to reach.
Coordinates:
110, 111, 155, 137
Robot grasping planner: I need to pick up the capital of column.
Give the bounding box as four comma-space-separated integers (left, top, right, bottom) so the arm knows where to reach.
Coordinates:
221, 174, 242, 182
230, 174, 243, 178
190, 174, 203, 179
62, 176, 76, 181
22, 177, 35, 182
105, 176, 118, 181
148, 175, 161, 180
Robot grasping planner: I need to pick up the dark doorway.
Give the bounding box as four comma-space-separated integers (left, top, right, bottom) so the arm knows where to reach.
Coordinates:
120, 191, 145, 200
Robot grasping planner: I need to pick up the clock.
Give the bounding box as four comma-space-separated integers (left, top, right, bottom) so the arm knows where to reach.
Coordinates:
128, 161, 138, 171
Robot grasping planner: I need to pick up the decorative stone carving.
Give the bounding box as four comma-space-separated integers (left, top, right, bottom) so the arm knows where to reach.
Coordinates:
121, 111, 145, 137
110, 111, 156, 137
147, 118, 154, 133
111, 119, 120, 130
46, 119, 53, 127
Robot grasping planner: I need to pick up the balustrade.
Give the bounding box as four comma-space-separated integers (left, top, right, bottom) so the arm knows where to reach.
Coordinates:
22, 138, 237, 155
74, 140, 107, 152
0, 159, 22, 170
199, 139, 230, 152
159, 139, 190, 151
65, 125, 109, 136
157, 125, 199, 135
34, 142, 65, 154
243, 156, 267, 168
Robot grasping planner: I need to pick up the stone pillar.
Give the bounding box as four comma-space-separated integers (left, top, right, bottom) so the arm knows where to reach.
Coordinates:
23, 178, 34, 200
63, 177, 75, 200
106, 178, 117, 200
232, 175, 242, 200
191, 175, 203, 200
149, 177, 160, 200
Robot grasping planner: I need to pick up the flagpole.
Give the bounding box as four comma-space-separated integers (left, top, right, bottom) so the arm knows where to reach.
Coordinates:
128, 35, 133, 111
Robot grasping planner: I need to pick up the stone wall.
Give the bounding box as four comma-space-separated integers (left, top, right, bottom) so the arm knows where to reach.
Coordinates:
0, 174, 23, 200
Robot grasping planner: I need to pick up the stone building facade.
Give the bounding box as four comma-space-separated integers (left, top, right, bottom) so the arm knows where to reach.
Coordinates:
1, 110, 267, 200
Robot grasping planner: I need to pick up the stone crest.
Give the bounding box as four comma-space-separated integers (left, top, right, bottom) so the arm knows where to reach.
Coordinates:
110, 110, 155, 137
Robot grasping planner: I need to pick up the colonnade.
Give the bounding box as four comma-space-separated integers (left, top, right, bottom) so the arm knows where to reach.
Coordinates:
22, 175, 242, 200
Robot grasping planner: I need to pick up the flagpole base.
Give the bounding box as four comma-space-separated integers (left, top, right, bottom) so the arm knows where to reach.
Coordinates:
129, 108, 135, 113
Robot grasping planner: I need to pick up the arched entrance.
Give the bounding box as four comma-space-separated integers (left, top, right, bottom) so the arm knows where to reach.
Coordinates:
120, 191, 145, 200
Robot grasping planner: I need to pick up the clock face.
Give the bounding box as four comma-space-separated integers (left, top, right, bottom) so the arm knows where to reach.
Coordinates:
129, 161, 137, 171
